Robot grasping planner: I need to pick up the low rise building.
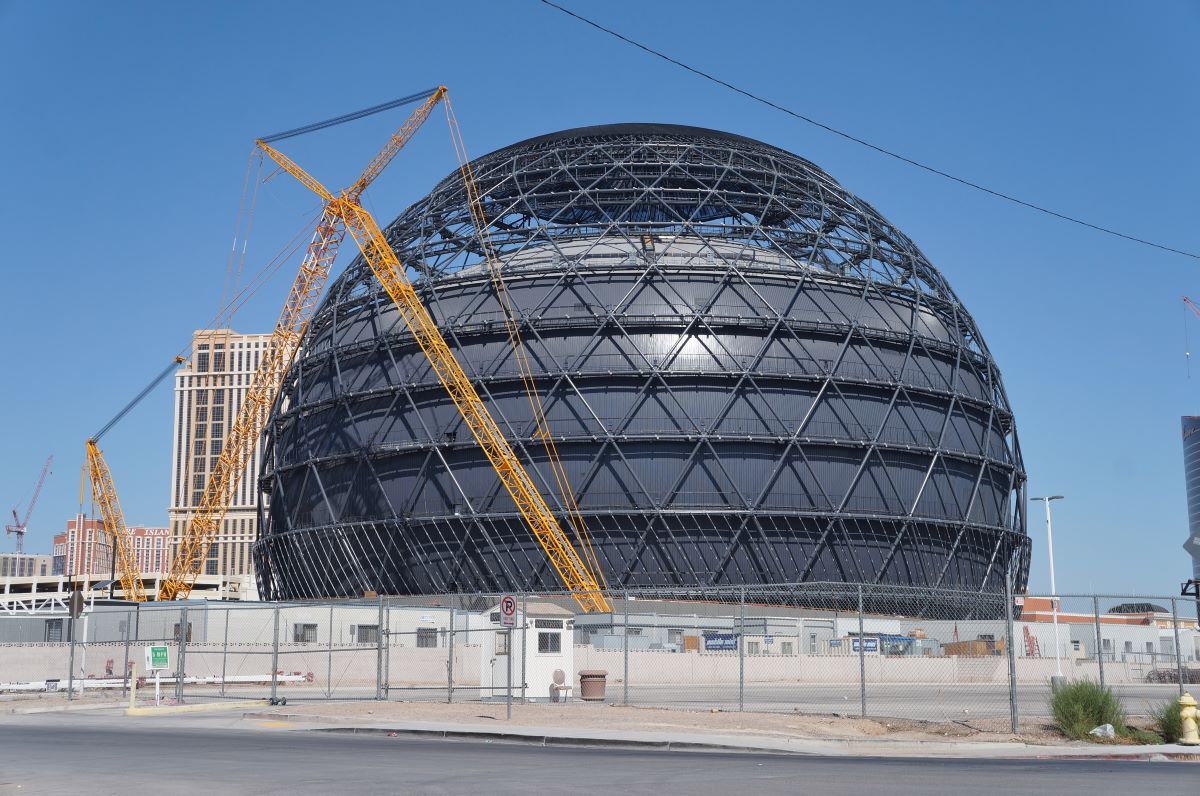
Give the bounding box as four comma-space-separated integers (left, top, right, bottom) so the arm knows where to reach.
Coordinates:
52, 515, 171, 578
0, 553, 52, 579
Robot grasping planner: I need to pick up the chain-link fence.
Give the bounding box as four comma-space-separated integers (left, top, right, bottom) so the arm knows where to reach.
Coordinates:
2, 583, 1196, 730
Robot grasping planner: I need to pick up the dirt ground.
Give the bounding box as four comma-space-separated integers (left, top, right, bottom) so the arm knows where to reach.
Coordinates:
261, 699, 1080, 745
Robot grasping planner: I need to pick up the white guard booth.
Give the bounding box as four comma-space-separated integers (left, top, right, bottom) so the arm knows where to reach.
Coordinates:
479, 600, 575, 702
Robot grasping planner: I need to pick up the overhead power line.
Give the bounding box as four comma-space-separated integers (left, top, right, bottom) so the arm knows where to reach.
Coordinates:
538, 0, 1199, 261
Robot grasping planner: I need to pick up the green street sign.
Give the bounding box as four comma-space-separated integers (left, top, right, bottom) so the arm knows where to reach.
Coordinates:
145, 645, 169, 671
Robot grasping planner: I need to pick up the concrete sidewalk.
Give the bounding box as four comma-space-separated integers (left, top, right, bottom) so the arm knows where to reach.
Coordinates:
242, 708, 1200, 761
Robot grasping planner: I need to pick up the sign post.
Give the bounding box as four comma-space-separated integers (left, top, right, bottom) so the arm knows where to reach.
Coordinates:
500, 595, 516, 720
145, 645, 169, 705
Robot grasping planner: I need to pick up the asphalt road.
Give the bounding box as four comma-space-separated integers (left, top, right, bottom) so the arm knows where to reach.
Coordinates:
0, 714, 1187, 795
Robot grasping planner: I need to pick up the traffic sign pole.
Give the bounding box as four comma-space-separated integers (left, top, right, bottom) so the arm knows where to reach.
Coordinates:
499, 595, 516, 720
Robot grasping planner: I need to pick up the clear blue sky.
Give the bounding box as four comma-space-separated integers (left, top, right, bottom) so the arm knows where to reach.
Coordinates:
1, 1, 1195, 595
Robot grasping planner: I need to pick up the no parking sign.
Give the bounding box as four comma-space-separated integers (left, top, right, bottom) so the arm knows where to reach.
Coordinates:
500, 595, 516, 627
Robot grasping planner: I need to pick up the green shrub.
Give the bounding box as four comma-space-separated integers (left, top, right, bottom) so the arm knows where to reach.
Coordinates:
1151, 698, 1183, 743
1050, 679, 1127, 740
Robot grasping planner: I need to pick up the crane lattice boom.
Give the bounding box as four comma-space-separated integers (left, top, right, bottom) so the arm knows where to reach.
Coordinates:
84, 357, 184, 601
157, 211, 346, 600
84, 442, 147, 601
335, 198, 610, 612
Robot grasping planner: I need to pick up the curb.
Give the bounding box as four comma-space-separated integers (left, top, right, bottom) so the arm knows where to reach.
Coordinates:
315, 726, 1200, 761
127, 699, 271, 716
243, 714, 1200, 761
4, 701, 128, 715
314, 726, 773, 755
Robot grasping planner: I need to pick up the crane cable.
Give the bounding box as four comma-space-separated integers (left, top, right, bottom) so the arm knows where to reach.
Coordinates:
443, 98, 608, 587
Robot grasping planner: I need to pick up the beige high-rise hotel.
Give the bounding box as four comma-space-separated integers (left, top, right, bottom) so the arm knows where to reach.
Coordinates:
169, 329, 271, 579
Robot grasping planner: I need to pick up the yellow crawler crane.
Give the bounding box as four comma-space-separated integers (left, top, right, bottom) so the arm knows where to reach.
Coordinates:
84, 357, 185, 601
158, 89, 448, 601
161, 87, 608, 611
254, 118, 611, 613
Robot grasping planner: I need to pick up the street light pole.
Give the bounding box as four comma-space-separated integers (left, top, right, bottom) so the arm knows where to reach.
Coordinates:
1031, 495, 1065, 681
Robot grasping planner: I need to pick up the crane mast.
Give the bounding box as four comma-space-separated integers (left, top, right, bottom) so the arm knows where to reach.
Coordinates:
334, 199, 610, 612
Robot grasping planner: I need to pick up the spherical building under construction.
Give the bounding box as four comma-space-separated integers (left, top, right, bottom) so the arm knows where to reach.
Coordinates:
252, 123, 1030, 604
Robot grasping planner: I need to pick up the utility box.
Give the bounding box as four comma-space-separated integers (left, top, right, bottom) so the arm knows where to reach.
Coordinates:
480, 600, 575, 702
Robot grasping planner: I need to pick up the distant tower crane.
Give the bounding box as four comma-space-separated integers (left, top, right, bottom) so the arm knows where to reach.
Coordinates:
6, 455, 52, 554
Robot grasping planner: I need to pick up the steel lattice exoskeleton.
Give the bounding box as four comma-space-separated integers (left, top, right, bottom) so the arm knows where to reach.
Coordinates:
252, 123, 1030, 612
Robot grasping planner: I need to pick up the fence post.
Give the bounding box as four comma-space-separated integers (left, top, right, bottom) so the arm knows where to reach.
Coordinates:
738, 586, 745, 712
1005, 572, 1019, 734
270, 604, 281, 702
447, 607, 455, 704
374, 596, 385, 700
857, 585, 866, 718
326, 602, 334, 699
67, 614, 76, 701
220, 607, 231, 698
1092, 595, 1105, 690
122, 608, 132, 697
1173, 598, 1186, 697
623, 591, 630, 706
520, 593, 528, 704
176, 605, 189, 704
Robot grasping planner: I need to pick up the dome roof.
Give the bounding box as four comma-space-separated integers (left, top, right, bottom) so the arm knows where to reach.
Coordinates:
331, 122, 958, 307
